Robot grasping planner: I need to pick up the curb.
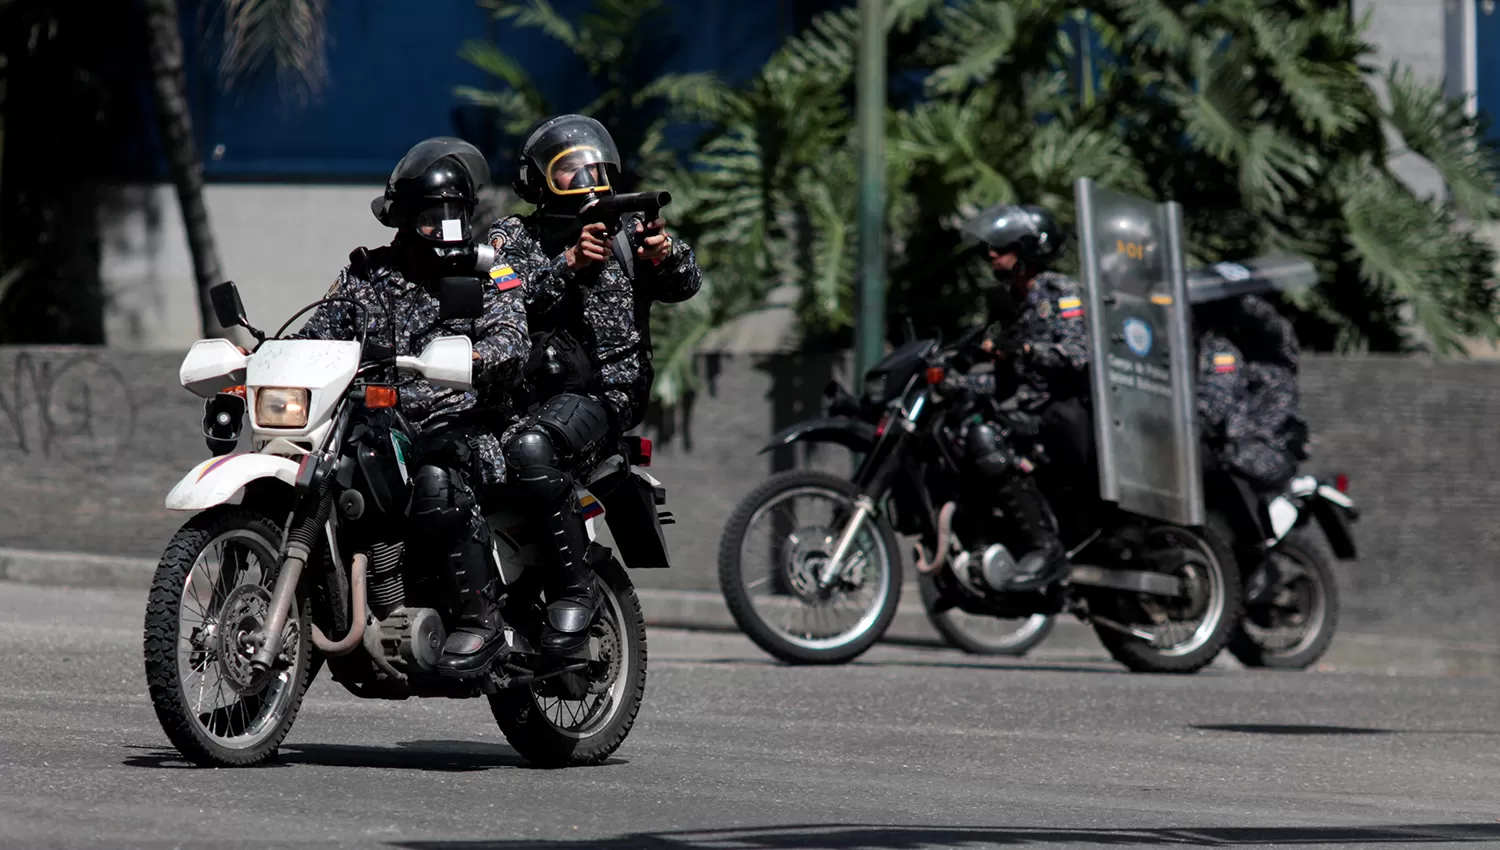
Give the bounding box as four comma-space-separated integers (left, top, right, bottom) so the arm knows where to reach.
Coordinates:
3, 546, 1497, 676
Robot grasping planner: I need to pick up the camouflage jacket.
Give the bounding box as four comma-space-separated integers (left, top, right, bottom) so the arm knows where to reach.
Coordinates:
1195, 331, 1253, 449
956, 271, 1092, 409
291, 247, 530, 430
486, 212, 703, 432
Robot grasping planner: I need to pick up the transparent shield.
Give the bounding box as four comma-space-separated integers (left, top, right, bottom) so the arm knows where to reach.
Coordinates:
1074, 178, 1203, 527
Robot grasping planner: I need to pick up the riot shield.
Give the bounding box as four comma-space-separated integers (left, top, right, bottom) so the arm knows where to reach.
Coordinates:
1074, 178, 1203, 527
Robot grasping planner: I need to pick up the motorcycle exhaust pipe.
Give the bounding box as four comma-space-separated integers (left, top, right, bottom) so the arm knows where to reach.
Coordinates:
915, 501, 958, 574
310, 553, 368, 656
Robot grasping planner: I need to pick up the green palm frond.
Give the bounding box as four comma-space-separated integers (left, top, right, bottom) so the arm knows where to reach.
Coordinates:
1337, 161, 1500, 351
632, 71, 735, 122
484, 0, 580, 51
925, 1, 1019, 94
1385, 64, 1500, 221
217, 0, 328, 104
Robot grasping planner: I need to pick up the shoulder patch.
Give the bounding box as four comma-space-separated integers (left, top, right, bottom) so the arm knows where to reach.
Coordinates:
490, 265, 522, 292
1057, 296, 1083, 318
1212, 352, 1237, 373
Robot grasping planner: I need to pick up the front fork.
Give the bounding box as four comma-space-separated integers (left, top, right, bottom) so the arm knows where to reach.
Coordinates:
815, 418, 912, 588
246, 468, 338, 673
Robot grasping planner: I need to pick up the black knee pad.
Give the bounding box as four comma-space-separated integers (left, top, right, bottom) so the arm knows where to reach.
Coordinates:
411, 464, 463, 533
535, 393, 610, 456
513, 464, 573, 504
504, 426, 557, 471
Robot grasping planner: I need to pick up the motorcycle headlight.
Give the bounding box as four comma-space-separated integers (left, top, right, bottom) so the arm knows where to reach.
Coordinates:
863, 373, 886, 401
254, 387, 310, 428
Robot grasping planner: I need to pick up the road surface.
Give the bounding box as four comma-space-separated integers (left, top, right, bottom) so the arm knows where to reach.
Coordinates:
1, 582, 1497, 849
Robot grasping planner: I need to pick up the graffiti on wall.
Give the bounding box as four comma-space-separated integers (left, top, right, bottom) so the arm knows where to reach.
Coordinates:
0, 352, 139, 469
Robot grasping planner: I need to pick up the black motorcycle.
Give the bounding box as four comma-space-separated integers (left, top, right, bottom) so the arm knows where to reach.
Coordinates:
717, 328, 1242, 672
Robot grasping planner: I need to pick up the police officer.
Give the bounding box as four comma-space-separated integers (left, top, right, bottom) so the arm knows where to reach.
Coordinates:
947, 203, 1087, 592
485, 115, 702, 654
294, 137, 530, 677
1194, 295, 1302, 492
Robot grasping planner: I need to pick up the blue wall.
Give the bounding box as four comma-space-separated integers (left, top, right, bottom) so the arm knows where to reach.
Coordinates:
1478, 0, 1500, 143
167, 0, 798, 181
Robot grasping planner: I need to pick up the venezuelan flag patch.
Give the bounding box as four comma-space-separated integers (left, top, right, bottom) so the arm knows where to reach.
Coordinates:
1213, 353, 1237, 373
490, 265, 521, 292
580, 493, 605, 520
1057, 296, 1084, 319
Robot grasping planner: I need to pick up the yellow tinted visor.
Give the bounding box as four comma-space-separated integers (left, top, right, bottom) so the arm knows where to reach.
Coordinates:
546, 146, 613, 195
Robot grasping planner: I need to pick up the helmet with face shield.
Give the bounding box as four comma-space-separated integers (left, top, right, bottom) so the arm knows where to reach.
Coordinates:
958, 203, 1068, 269
513, 115, 622, 208
372, 136, 490, 244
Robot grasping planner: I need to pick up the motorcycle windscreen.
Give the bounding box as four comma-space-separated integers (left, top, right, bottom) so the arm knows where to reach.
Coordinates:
1074, 178, 1204, 527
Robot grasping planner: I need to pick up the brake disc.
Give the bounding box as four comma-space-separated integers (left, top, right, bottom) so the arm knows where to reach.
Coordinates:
217, 584, 275, 695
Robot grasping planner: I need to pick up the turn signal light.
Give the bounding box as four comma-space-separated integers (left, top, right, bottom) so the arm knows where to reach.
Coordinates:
626, 436, 653, 467
364, 385, 398, 409
1335, 473, 1349, 493
221, 385, 246, 398
926, 367, 945, 386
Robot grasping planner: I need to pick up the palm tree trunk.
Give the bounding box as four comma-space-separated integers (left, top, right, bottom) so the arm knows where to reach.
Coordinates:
142, 0, 227, 339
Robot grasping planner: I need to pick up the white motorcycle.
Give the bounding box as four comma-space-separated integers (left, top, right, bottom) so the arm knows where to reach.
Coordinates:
143, 279, 673, 768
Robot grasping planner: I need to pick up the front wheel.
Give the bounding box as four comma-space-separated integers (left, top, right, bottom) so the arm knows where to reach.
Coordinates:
1091, 514, 1243, 674
1228, 536, 1339, 670
917, 572, 1056, 656
490, 554, 647, 767
142, 506, 314, 767
718, 470, 902, 665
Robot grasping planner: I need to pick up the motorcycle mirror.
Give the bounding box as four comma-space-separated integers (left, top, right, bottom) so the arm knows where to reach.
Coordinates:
903, 317, 916, 343
438, 277, 485, 321
210, 281, 249, 331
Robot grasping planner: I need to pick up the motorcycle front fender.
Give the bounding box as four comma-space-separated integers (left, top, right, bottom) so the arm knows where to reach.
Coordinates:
165, 453, 301, 511
758, 416, 877, 455
1309, 487, 1358, 560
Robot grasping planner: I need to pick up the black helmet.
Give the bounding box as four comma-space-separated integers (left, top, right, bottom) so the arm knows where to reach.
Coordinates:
373, 137, 491, 243
513, 114, 622, 206
959, 203, 1068, 268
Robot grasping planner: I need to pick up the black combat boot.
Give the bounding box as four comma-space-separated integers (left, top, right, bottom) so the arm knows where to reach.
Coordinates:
540, 492, 600, 655
435, 541, 509, 678
995, 473, 1070, 591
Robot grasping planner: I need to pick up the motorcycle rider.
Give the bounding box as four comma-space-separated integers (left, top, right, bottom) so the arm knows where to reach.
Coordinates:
946, 203, 1086, 592
484, 114, 703, 654
293, 137, 530, 677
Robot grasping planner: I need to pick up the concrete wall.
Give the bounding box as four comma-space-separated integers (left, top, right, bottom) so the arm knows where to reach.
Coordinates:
99, 184, 390, 350
2, 345, 1497, 650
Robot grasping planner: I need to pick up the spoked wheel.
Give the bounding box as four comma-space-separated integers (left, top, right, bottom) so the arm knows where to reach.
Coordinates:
1091, 515, 1243, 674
1229, 536, 1339, 670
143, 506, 313, 767
490, 555, 647, 768
718, 470, 901, 665
917, 571, 1055, 656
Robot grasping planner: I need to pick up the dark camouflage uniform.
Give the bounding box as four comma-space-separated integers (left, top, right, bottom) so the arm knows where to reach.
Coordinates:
292, 252, 530, 539
955, 272, 1092, 409
1195, 330, 1294, 491
486, 213, 703, 438
1232, 295, 1307, 463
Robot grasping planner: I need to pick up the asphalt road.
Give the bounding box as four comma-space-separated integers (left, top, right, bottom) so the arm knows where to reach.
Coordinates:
2, 582, 1498, 850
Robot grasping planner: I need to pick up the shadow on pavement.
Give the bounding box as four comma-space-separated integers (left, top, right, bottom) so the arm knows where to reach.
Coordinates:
1193, 724, 1500, 736
389, 822, 1500, 849
661, 656, 1127, 676
123, 740, 627, 772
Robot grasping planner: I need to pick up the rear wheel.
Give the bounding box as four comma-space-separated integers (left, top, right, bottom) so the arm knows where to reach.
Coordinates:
917, 572, 1055, 656
142, 506, 313, 767
1091, 515, 1242, 674
718, 470, 902, 665
1229, 537, 1338, 670
490, 555, 647, 767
